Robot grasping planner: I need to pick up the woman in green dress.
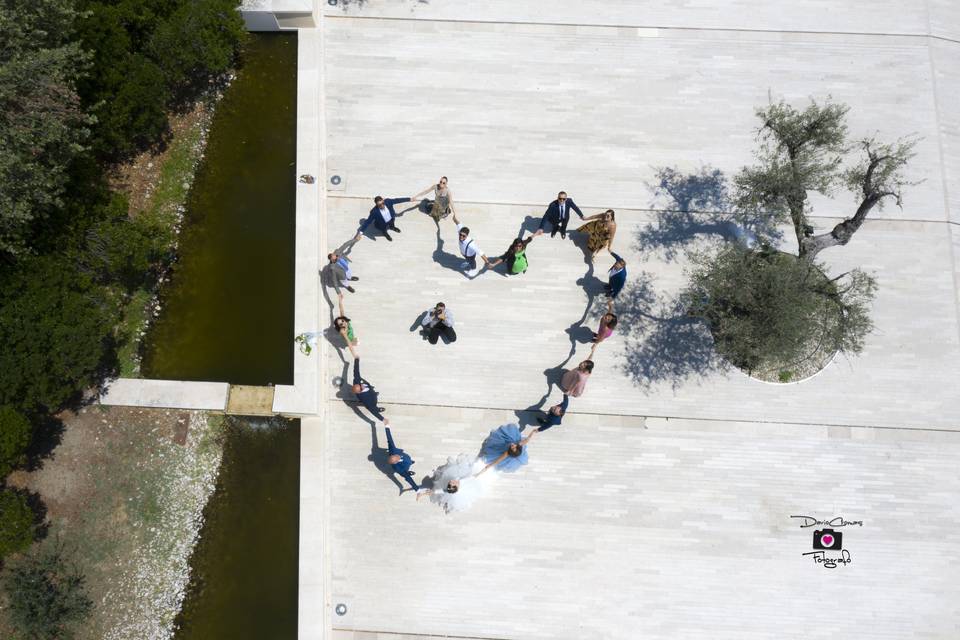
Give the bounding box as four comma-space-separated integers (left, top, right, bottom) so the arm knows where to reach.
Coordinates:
489, 235, 534, 275
574, 209, 617, 261
335, 291, 358, 358
413, 176, 455, 224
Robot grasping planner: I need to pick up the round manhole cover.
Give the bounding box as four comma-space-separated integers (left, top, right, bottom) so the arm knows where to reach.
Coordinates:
330, 175, 342, 186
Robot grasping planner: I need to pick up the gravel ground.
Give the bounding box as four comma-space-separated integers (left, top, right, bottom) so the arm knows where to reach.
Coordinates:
5, 406, 224, 640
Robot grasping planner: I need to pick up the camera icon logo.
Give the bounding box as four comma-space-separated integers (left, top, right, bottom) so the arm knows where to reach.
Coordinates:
812, 528, 842, 550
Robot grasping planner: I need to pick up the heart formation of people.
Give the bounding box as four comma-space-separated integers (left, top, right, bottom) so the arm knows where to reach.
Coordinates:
324, 177, 629, 514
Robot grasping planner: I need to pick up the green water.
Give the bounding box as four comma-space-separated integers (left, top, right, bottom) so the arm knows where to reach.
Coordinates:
174, 417, 300, 640
143, 33, 297, 385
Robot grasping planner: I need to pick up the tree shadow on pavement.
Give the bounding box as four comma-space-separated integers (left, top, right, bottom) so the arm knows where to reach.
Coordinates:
615, 270, 726, 389
636, 166, 780, 262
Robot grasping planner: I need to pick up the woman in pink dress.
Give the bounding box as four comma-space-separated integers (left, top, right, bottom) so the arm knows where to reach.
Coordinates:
560, 360, 594, 398
589, 299, 618, 357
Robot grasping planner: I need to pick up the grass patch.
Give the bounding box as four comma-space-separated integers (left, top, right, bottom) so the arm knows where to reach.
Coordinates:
114, 106, 211, 378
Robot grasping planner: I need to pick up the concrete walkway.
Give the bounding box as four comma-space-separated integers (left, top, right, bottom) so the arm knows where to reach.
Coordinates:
299, 2, 960, 639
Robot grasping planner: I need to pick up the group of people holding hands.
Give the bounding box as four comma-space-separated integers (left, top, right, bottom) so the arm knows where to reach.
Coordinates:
324, 177, 629, 513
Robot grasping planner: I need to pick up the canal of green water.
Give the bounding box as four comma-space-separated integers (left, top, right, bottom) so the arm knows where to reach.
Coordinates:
142, 33, 297, 386
140, 33, 301, 638
174, 416, 300, 640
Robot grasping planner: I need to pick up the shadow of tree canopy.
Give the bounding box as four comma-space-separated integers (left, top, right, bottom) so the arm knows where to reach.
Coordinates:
635, 166, 781, 261
615, 270, 726, 389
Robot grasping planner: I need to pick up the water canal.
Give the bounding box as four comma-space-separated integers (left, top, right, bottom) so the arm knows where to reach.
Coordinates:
140, 33, 301, 638
142, 33, 297, 386
174, 417, 300, 639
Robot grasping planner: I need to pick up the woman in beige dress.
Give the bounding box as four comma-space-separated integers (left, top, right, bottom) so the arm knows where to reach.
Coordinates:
574, 209, 617, 261
414, 176, 455, 224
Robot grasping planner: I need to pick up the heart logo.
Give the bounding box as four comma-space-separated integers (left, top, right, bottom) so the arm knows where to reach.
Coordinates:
822, 534, 834, 547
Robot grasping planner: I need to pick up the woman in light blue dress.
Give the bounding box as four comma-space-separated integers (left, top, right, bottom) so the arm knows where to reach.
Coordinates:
477, 424, 537, 474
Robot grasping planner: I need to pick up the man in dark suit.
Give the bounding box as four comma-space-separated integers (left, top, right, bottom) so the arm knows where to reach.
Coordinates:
356, 195, 412, 241
384, 423, 419, 491
535, 191, 584, 239
351, 357, 385, 421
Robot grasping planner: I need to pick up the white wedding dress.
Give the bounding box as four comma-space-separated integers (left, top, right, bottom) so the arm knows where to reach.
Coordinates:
427, 454, 493, 514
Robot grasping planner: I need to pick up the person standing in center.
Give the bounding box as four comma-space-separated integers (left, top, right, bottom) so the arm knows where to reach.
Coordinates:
420, 302, 457, 344
357, 195, 412, 242
535, 191, 583, 239
414, 176, 455, 225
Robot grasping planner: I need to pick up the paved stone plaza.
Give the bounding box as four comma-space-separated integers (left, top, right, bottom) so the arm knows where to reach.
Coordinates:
297, 2, 960, 638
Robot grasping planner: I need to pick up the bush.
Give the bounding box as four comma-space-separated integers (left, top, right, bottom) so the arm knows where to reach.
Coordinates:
149, 0, 246, 96
0, 406, 31, 478
0, 488, 34, 558
3, 546, 91, 639
83, 194, 165, 291
686, 245, 875, 373
91, 54, 171, 160
0, 255, 117, 413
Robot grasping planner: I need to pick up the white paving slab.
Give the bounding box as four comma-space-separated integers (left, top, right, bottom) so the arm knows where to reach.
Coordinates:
98, 378, 229, 410
327, 402, 960, 639
324, 18, 947, 222
326, 0, 937, 37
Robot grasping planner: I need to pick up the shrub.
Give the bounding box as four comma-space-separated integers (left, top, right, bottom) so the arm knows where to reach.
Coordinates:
148, 0, 246, 96
3, 546, 92, 639
0, 255, 117, 413
0, 406, 31, 478
0, 488, 34, 558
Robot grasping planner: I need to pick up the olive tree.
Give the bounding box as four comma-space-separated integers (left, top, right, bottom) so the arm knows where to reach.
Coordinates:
735, 98, 917, 261
682, 98, 910, 375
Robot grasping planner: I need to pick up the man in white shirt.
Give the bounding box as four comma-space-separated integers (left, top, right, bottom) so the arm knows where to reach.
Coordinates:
451, 212, 490, 274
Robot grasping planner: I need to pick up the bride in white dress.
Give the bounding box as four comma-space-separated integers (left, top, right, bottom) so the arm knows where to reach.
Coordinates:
416, 453, 493, 514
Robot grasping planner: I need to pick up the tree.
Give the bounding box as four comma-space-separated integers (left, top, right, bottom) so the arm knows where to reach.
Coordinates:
0, 256, 117, 413
0, 406, 31, 478
148, 0, 246, 98
735, 98, 916, 261
3, 546, 92, 639
0, 488, 34, 558
686, 245, 876, 374
0, 0, 92, 257
76, 6, 171, 160
82, 194, 166, 291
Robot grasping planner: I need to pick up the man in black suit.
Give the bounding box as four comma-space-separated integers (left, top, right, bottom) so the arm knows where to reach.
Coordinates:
356, 195, 413, 242
351, 357, 386, 421
535, 191, 583, 239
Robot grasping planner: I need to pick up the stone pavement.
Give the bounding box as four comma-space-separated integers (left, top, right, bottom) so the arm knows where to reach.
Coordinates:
299, 2, 960, 638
